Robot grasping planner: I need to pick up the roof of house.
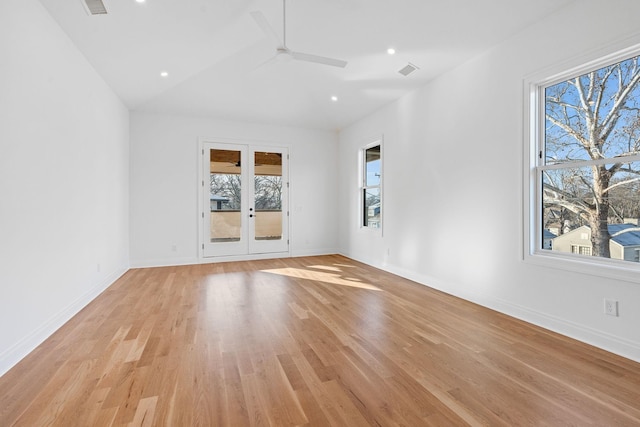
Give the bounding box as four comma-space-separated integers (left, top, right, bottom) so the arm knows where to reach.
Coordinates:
552, 224, 640, 247
210, 194, 229, 202
543, 229, 557, 239
609, 224, 640, 247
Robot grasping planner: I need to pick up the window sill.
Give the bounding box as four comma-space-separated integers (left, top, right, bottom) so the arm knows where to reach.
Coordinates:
524, 250, 640, 284
359, 226, 383, 233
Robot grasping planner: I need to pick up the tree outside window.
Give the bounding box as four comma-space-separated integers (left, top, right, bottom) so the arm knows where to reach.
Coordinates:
541, 53, 640, 262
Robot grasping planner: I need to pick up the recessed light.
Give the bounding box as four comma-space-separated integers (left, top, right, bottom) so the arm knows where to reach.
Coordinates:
160, 71, 169, 77
387, 48, 396, 55
136, 0, 145, 3
331, 95, 338, 102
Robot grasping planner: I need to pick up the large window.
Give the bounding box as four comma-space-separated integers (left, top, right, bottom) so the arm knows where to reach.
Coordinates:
362, 143, 382, 229
528, 47, 640, 272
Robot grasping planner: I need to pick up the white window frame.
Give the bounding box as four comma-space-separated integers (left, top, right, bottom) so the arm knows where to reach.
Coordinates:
360, 139, 383, 231
523, 42, 640, 283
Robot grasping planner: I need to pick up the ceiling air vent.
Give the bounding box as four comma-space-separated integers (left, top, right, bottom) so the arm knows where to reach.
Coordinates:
398, 62, 419, 77
81, 0, 108, 15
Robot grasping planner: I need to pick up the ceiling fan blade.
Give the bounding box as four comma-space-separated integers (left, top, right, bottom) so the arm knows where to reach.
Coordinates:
291, 51, 347, 68
250, 11, 282, 46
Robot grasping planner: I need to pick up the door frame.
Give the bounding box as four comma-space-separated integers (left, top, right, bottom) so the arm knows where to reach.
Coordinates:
198, 137, 290, 261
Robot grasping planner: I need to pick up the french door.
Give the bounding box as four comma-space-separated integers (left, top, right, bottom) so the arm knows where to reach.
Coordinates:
201, 141, 289, 258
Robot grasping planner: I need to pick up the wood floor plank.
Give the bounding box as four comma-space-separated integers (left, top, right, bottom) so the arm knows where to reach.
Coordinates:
128, 395, 158, 427
1, 255, 640, 426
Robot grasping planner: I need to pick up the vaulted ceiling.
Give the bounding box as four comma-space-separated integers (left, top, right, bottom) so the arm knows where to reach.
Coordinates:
39, 0, 573, 131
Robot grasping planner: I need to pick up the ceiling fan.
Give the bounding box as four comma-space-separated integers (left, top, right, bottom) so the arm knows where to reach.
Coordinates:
250, 0, 348, 68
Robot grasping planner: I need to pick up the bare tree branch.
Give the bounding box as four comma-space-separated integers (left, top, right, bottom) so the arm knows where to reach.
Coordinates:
602, 176, 640, 193
546, 114, 591, 149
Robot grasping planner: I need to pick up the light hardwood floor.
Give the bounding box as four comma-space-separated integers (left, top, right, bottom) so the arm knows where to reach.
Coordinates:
1, 255, 640, 426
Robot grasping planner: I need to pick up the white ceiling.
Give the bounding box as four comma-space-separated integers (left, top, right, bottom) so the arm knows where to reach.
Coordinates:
39, 0, 573, 131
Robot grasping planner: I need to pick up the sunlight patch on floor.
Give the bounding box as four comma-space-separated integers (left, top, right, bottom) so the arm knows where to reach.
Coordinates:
332, 263, 357, 268
306, 265, 343, 272
260, 267, 382, 291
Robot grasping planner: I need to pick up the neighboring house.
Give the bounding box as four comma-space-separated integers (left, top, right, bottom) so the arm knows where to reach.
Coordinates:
210, 194, 229, 211
543, 229, 557, 250
367, 203, 381, 229
552, 224, 640, 261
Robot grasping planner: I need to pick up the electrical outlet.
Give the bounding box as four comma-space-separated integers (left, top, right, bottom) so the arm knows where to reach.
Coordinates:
171, 244, 178, 252
604, 299, 618, 317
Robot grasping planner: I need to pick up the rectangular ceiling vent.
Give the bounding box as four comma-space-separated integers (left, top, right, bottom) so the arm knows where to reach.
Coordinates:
81, 0, 108, 15
398, 62, 419, 77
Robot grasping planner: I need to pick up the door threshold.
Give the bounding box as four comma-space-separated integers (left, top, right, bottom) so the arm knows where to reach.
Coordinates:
199, 251, 291, 264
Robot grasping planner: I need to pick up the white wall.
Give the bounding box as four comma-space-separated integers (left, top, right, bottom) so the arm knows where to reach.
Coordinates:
338, 0, 640, 362
129, 112, 338, 267
0, 0, 130, 375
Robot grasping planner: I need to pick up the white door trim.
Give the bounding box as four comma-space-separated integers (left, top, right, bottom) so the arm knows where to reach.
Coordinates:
198, 138, 290, 260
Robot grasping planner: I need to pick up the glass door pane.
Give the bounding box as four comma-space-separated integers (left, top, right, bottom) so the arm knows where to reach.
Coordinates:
254, 151, 283, 241
209, 148, 242, 242
203, 144, 248, 257
249, 148, 288, 254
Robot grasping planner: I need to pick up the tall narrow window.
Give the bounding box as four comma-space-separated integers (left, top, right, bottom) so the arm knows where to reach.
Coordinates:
362, 144, 382, 229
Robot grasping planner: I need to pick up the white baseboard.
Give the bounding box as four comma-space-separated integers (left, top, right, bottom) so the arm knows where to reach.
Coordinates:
129, 256, 199, 269
0, 265, 129, 377
341, 251, 640, 363
290, 248, 338, 258
484, 296, 640, 363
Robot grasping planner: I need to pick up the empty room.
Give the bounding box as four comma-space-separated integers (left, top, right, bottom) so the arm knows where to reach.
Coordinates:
2, 0, 640, 425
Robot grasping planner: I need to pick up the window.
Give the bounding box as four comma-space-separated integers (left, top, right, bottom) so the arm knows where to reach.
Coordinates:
527, 46, 640, 275
362, 143, 381, 229
571, 245, 591, 256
